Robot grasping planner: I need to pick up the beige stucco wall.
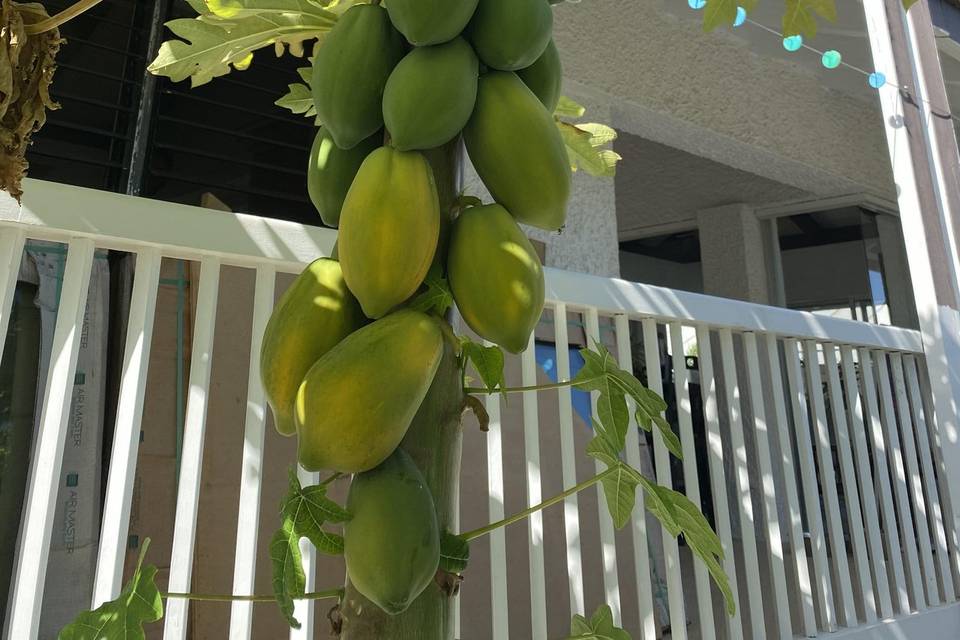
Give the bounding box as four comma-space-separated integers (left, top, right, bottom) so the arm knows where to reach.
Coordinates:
554, 0, 895, 201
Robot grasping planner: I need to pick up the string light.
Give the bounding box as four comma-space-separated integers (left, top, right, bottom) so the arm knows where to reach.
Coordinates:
822, 50, 842, 69
733, 7, 747, 27
683, 1, 959, 125
783, 35, 803, 51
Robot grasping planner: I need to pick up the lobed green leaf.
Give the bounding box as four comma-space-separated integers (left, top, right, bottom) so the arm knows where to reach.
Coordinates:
271, 468, 350, 628
408, 267, 454, 316
557, 122, 622, 178
148, 2, 337, 87
565, 604, 632, 640
461, 339, 506, 393
554, 95, 586, 119
58, 539, 163, 640
270, 518, 305, 629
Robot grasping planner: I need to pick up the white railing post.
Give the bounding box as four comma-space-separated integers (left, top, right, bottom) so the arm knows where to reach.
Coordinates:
669, 322, 715, 640
5, 238, 95, 640
695, 324, 744, 640
520, 332, 548, 639
92, 248, 163, 607
164, 256, 221, 640
585, 309, 622, 624
554, 303, 585, 617
642, 318, 686, 640
614, 315, 657, 640
229, 266, 276, 640
484, 339, 509, 640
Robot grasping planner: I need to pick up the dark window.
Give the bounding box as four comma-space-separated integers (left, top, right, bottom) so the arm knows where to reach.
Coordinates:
26, 0, 319, 224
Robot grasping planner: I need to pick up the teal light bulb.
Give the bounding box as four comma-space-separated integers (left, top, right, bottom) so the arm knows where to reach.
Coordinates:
783, 35, 803, 52
822, 50, 842, 69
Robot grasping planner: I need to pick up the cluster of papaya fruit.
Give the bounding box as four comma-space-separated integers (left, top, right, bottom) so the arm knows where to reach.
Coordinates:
263, 0, 571, 616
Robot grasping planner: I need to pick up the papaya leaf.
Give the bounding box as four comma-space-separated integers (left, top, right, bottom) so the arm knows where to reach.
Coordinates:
575, 342, 680, 458
271, 467, 350, 628
58, 539, 163, 640
281, 467, 350, 555
554, 95, 586, 119
566, 604, 631, 640
408, 268, 454, 316
782, 0, 836, 39
557, 122, 622, 178
148, 0, 338, 87
600, 462, 639, 530
275, 82, 315, 116
702, 0, 758, 31
439, 532, 471, 574
626, 466, 736, 615
461, 340, 505, 393
270, 517, 305, 629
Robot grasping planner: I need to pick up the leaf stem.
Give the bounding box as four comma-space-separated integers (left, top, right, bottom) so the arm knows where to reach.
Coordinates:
23, 0, 103, 35
162, 588, 344, 603
436, 319, 461, 354
464, 375, 600, 396
319, 472, 343, 487
460, 467, 617, 541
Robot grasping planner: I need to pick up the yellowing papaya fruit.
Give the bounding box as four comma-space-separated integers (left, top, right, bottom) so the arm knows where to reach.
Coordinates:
464, 71, 570, 231
339, 147, 440, 318
307, 128, 380, 227
344, 448, 440, 615
383, 37, 479, 151
517, 39, 562, 113
467, 0, 552, 71
385, 0, 479, 46
311, 5, 405, 149
260, 258, 365, 437
295, 310, 443, 473
448, 204, 545, 353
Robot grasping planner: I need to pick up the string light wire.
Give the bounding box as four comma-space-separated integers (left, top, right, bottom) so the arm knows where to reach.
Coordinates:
700, 6, 960, 125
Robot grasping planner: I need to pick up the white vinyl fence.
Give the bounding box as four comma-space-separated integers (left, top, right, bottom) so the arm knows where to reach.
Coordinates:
2, 180, 960, 639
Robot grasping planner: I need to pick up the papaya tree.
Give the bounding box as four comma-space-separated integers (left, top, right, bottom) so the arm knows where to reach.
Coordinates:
20, 0, 910, 638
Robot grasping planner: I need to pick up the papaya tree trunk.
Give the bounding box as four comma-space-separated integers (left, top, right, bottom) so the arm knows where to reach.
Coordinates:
339, 141, 464, 640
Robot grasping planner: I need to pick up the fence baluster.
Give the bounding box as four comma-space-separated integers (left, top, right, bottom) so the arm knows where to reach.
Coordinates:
164, 256, 222, 640
615, 314, 657, 640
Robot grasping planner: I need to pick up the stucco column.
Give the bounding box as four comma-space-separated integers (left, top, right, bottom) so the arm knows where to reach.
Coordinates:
696, 203, 772, 304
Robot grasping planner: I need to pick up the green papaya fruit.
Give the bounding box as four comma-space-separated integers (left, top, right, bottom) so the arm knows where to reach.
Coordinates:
517, 39, 562, 113
385, 0, 479, 46
307, 128, 380, 227
260, 258, 365, 436
383, 37, 479, 151
312, 5, 405, 149
464, 71, 571, 230
339, 147, 440, 318
448, 204, 544, 353
344, 448, 440, 615
467, 0, 552, 71
295, 310, 443, 473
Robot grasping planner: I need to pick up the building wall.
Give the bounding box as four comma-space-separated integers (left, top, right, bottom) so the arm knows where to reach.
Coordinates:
553, 0, 895, 201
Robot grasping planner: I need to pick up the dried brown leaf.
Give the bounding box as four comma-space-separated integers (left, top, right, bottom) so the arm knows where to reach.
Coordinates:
0, 1, 62, 201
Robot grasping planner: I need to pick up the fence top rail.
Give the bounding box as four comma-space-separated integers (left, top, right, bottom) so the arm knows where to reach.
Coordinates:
1, 180, 923, 353
545, 267, 923, 353
0, 179, 337, 272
